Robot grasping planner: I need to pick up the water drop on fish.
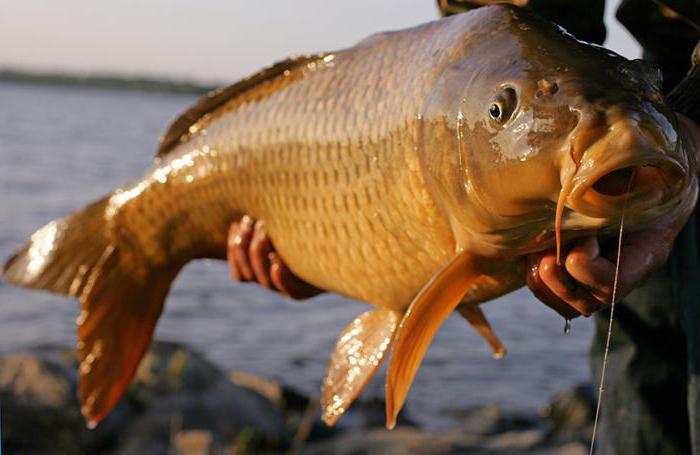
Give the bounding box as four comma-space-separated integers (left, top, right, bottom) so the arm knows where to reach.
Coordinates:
564, 318, 571, 334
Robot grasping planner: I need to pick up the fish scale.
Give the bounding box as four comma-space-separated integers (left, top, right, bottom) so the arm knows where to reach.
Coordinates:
112, 21, 464, 310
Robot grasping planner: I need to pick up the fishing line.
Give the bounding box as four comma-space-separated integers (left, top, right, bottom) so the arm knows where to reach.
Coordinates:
588, 171, 636, 454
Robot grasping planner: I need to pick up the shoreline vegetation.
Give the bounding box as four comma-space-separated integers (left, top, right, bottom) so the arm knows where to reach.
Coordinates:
0, 67, 220, 95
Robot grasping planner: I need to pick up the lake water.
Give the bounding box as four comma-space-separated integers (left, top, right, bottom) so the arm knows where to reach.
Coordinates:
0, 81, 594, 429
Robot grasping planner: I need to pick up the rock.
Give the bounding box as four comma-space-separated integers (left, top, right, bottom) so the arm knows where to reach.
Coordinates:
452, 404, 541, 436
171, 430, 213, 455
230, 371, 286, 407
229, 370, 311, 417
230, 370, 342, 445
555, 442, 589, 455
228, 373, 415, 443
482, 429, 545, 450
303, 426, 586, 455
452, 404, 503, 435
335, 396, 418, 431
0, 349, 127, 454
301, 397, 590, 455
541, 383, 594, 442
0, 341, 291, 454
0, 352, 72, 406
114, 341, 290, 454
0, 342, 596, 455
301, 427, 472, 455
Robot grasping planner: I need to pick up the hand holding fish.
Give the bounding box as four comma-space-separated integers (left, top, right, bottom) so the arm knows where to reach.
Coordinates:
227, 216, 322, 299
527, 113, 700, 318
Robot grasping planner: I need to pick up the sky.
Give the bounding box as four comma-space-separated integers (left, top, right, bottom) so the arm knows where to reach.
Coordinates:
0, 0, 641, 84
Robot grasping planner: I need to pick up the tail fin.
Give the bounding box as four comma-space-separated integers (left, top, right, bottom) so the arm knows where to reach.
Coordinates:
76, 248, 181, 426
3, 197, 182, 426
3, 197, 113, 297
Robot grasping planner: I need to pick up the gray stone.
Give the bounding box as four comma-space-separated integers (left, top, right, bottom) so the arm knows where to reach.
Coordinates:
482, 429, 545, 450
171, 429, 214, 455
114, 341, 290, 453
541, 383, 594, 442
453, 404, 541, 436
0, 349, 127, 454
0, 343, 597, 455
0, 341, 290, 454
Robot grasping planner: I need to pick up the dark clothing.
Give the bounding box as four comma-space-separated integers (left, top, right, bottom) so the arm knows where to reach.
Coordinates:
617, 0, 698, 91
438, 0, 607, 44
591, 206, 699, 454
672, 202, 700, 451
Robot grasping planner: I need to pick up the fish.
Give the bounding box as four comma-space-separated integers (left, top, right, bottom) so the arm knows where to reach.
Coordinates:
2, 5, 697, 429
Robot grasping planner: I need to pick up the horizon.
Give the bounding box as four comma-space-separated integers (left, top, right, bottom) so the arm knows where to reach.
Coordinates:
1, 1, 640, 85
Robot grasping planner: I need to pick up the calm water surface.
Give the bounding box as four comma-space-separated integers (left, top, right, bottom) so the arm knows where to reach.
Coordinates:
0, 81, 594, 428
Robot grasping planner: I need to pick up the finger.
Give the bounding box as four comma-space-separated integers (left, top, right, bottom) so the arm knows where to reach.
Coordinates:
565, 234, 662, 302
249, 221, 273, 289
564, 236, 616, 301
269, 252, 322, 300
526, 253, 581, 319
227, 216, 255, 282
538, 250, 605, 317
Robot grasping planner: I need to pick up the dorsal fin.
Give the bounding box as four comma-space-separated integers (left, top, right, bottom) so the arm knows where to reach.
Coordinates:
157, 53, 329, 159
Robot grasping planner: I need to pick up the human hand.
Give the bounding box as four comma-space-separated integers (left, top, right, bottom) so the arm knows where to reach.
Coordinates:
227, 216, 323, 299
526, 113, 700, 318
526, 229, 682, 319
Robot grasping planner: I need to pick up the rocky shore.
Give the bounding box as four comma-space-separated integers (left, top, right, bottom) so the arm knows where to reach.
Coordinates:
0, 341, 594, 454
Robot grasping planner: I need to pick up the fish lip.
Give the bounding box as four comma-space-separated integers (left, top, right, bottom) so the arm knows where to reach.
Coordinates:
562, 116, 688, 220
566, 153, 686, 219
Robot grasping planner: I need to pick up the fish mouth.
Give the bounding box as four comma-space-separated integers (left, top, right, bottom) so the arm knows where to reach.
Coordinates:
549, 119, 689, 261
568, 158, 685, 218
565, 120, 688, 220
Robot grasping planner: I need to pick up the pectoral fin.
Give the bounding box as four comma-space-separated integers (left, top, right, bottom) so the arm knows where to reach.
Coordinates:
457, 305, 506, 358
385, 251, 480, 429
322, 308, 400, 426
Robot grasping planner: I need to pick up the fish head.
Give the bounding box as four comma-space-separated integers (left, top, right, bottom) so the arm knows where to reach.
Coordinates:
556, 62, 696, 240
419, 5, 697, 256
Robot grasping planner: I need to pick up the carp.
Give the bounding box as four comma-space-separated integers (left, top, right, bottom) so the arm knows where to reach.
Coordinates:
3, 5, 697, 428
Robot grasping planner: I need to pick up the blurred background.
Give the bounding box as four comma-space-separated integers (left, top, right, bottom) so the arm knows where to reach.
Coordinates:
0, 0, 644, 452
0, 0, 639, 81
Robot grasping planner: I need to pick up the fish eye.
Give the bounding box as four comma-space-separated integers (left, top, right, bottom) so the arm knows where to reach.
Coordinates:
489, 103, 502, 120
488, 87, 517, 124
